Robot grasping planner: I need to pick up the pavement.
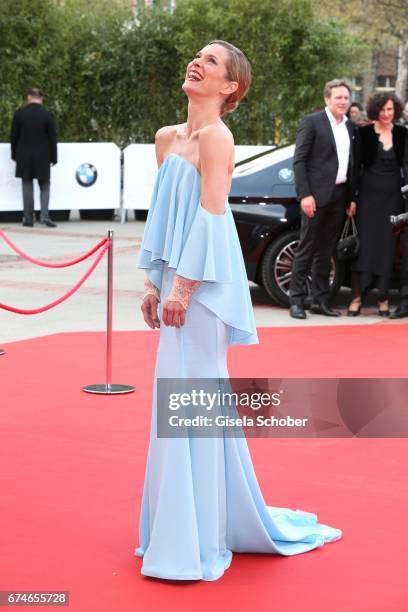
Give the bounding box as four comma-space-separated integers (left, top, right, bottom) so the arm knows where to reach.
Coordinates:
0, 211, 402, 344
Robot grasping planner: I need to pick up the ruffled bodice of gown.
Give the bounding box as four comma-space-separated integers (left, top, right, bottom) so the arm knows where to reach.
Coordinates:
137, 153, 258, 345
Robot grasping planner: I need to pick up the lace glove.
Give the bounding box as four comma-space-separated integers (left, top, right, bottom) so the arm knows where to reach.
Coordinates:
166, 275, 201, 310
142, 277, 160, 302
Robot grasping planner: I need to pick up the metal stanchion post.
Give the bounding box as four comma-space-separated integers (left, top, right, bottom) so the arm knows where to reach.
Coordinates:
0, 349, 5, 356
83, 229, 135, 395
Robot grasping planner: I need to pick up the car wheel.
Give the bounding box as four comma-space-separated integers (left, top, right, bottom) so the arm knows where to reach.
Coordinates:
260, 230, 344, 307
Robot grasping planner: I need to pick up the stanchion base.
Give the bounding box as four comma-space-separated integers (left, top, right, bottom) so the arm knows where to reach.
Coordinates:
0, 349, 5, 356
83, 383, 135, 395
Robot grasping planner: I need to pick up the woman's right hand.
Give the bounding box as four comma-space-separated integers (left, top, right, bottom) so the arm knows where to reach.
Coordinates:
141, 295, 160, 329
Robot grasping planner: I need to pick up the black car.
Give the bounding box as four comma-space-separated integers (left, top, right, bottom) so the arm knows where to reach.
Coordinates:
229, 145, 402, 307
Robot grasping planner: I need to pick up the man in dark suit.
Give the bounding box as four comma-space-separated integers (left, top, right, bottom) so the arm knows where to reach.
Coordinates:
10, 88, 58, 228
289, 79, 357, 319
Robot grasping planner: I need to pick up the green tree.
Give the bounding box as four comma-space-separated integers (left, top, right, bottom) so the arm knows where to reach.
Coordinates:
49, 0, 133, 144
98, 1, 182, 145
0, 0, 365, 146
174, 0, 365, 143
318, 0, 408, 100
0, 0, 62, 123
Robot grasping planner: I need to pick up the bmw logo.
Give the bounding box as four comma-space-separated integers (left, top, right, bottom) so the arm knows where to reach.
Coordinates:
279, 167, 294, 182
76, 163, 98, 187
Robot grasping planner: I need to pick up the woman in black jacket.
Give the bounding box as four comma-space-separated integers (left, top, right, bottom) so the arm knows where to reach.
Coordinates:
347, 92, 407, 316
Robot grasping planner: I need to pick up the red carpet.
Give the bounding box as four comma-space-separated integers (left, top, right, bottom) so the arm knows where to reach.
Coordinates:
0, 326, 407, 612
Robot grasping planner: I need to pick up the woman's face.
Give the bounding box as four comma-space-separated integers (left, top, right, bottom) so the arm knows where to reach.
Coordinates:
182, 43, 237, 103
378, 99, 395, 124
349, 105, 361, 122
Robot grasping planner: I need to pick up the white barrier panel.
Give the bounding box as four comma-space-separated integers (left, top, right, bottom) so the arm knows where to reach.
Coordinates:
123, 144, 271, 210
123, 144, 157, 212
0, 143, 121, 211
0, 144, 22, 211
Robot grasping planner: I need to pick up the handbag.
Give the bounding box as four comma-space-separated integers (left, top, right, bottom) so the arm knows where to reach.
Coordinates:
337, 216, 359, 261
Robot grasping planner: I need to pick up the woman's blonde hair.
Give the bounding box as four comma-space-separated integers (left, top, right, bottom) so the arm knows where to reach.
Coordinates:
208, 40, 252, 115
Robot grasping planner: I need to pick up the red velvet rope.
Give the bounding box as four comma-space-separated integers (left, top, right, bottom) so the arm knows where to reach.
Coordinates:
0, 230, 108, 268
0, 241, 111, 315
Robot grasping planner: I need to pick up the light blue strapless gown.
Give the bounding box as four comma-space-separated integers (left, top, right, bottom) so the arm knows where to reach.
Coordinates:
135, 154, 341, 581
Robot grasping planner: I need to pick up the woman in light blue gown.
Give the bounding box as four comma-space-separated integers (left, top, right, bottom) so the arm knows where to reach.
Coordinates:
135, 40, 341, 581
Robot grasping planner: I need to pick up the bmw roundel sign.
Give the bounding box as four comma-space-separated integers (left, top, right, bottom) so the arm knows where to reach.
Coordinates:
278, 167, 294, 183
76, 163, 98, 187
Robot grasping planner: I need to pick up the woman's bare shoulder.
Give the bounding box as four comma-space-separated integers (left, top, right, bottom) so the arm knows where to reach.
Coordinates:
155, 124, 186, 145
199, 121, 234, 145
155, 124, 186, 165
198, 122, 234, 165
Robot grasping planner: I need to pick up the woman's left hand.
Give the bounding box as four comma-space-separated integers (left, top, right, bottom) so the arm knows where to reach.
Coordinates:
162, 300, 186, 327
347, 202, 357, 217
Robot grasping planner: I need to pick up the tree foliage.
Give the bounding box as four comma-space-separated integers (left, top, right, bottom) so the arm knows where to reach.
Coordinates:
0, 0, 365, 145
174, 0, 366, 142
317, 0, 408, 98
318, 0, 407, 41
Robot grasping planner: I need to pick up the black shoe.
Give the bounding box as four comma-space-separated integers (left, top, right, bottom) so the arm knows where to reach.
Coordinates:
389, 306, 408, 319
310, 303, 341, 317
290, 305, 306, 319
347, 307, 361, 317
378, 309, 390, 317
347, 298, 362, 317
22, 220, 34, 227
40, 218, 57, 228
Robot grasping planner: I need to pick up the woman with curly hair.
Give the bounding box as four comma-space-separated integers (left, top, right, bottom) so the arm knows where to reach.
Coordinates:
347, 92, 407, 316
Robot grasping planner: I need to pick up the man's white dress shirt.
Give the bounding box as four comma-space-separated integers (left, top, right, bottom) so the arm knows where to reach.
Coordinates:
325, 107, 350, 184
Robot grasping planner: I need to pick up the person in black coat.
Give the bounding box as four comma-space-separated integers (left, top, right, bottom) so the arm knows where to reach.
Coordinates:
289, 79, 358, 319
10, 88, 58, 227
347, 93, 407, 317
390, 122, 408, 318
